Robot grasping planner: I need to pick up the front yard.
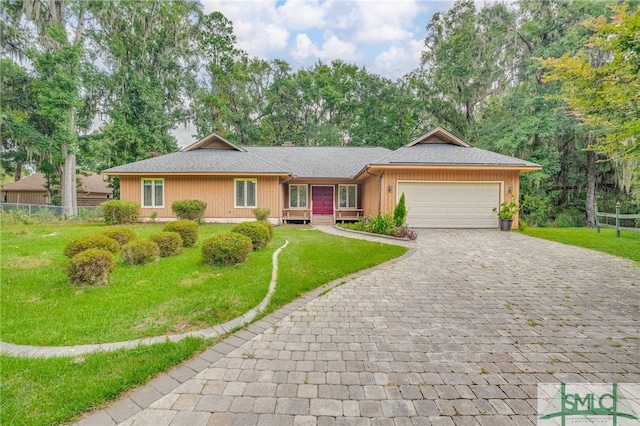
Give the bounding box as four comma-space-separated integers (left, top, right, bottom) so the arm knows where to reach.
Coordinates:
520, 226, 640, 262
1, 223, 407, 425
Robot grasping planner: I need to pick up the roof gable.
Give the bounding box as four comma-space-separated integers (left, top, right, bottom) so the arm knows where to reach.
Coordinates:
183, 132, 246, 152
407, 127, 471, 148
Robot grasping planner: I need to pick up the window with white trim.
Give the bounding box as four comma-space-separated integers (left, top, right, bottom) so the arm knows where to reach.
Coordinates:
289, 184, 308, 208
235, 178, 257, 208
338, 184, 357, 209
142, 179, 164, 207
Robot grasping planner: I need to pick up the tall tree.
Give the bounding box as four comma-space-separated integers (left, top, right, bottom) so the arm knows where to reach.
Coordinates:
193, 10, 244, 137
539, 5, 640, 161
0, 59, 49, 181
90, 0, 201, 167
413, 0, 517, 138
2, 0, 94, 215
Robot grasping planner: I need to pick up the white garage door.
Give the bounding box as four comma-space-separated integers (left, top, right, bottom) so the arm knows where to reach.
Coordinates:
397, 182, 500, 228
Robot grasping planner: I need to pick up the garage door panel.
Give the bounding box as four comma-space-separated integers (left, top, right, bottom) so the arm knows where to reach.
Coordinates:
398, 182, 500, 228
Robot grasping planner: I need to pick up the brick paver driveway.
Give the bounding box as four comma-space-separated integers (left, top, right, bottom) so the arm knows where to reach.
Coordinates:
80, 230, 639, 426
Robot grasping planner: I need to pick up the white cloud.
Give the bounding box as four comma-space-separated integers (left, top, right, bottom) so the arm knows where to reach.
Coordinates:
278, 0, 326, 30
352, 1, 420, 43
202, 0, 288, 58
200, 0, 438, 79
291, 33, 361, 64
291, 33, 316, 61
373, 38, 423, 79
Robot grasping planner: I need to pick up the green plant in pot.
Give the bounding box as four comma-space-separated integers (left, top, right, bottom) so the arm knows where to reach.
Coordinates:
494, 197, 519, 231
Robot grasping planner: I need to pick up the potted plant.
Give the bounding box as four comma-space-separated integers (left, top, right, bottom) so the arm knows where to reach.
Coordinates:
494, 197, 519, 231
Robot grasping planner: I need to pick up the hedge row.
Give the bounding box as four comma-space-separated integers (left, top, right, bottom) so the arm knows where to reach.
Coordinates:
65, 223, 194, 286
66, 220, 275, 285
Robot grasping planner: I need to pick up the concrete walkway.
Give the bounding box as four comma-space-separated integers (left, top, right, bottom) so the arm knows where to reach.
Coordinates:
76, 229, 639, 425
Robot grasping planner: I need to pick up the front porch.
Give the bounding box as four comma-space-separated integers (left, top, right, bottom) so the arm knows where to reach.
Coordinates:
281, 208, 364, 225
281, 182, 364, 225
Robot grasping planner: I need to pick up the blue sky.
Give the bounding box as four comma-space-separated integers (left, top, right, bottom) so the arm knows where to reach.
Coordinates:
173, 0, 457, 145
200, 0, 457, 80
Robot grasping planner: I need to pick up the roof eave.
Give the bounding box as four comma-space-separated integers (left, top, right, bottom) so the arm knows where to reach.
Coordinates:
365, 164, 543, 172
101, 171, 290, 177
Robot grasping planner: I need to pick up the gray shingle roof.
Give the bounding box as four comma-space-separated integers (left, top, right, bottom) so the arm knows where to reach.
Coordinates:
371, 144, 541, 167
102, 130, 541, 177
244, 146, 392, 178
102, 150, 288, 174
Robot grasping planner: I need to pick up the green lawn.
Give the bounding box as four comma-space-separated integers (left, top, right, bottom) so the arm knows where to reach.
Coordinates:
0, 223, 407, 425
520, 227, 640, 262
0, 338, 210, 426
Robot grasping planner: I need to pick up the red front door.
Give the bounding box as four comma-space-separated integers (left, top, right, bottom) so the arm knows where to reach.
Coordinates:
312, 186, 334, 215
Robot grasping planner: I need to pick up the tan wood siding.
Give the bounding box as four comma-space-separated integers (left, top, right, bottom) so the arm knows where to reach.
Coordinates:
3, 191, 109, 206
3, 191, 48, 205
360, 168, 522, 227
119, 175, 281, 219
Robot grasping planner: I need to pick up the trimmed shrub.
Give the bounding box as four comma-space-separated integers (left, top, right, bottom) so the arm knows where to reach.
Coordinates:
232, 221, 270, 250
252, 207, 271, 222
101, 200, 140, 225
171, 199, 207, 223
67, 248, 115, 286
101, 227, 137, 247
121, 240, 160, 265
256, 220, 274, 241
202, 233, 253, 266
163, 220, 198, 247
64, 234, 120, 258
393, 193, 407, 227
149, 232, 183, 257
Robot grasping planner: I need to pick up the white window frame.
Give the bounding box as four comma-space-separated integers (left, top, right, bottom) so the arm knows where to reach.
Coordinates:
141, 178, 164, 208
338, 184, 357, 209
289, 184, 308, 209
234, 178, 257, 208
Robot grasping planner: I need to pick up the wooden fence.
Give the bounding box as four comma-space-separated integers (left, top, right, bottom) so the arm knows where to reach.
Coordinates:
595, 203, 640, 237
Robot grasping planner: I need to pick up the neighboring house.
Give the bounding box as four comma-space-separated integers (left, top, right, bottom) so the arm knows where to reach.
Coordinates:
1, 172, 113, 207
102, 127, 541, 228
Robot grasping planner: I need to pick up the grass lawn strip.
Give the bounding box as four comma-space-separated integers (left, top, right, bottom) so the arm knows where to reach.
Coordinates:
0, 240, 290, 358
1, 338, 210, 426
520, 227, 640, 263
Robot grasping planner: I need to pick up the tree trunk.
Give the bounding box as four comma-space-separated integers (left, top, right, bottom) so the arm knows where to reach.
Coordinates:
15, 162, 22, 181
585, 148, 596, 228
61, 144, 76, 216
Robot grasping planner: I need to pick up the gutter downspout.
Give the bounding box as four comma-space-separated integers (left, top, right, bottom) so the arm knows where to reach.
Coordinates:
365, 167, 384, 215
